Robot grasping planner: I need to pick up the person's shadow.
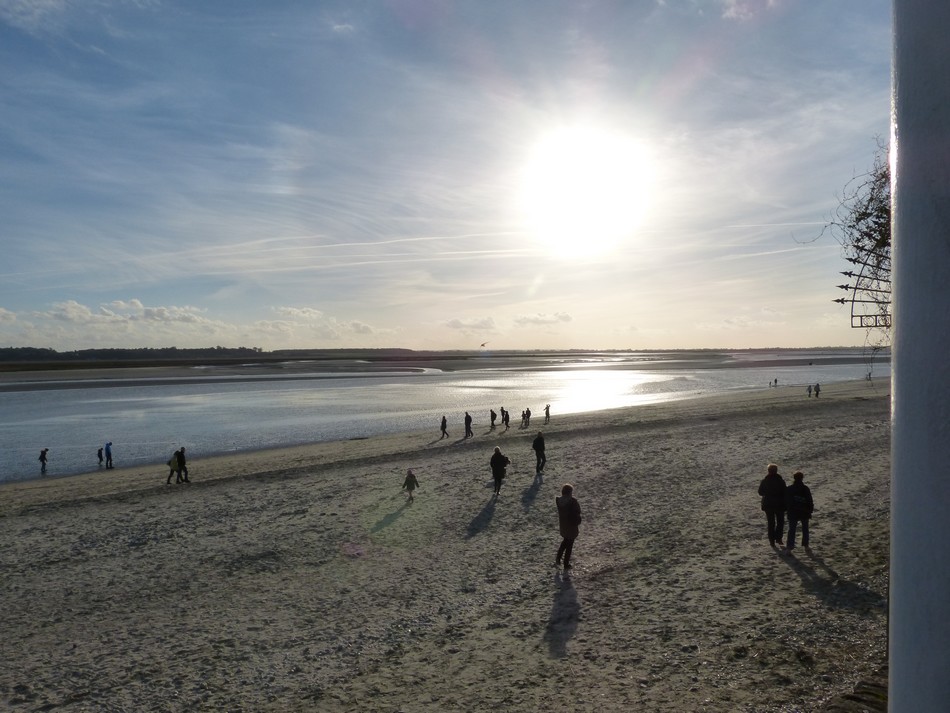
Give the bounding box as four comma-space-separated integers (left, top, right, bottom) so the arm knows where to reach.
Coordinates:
371, 501, 410, 533
465, 496, 497, 539
520, 474, 543, 512
544, 572, 580, 658
783, 548, 885, 613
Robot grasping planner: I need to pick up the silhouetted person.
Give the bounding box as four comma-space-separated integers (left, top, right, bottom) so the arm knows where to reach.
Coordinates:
440, 415, 449, 439
807, 384, 813, 397
464, 412, 474, 439
502, 408, 510, 431
402, 468, 419, 503
176, 447, 190, 483
556, 483, 582, 570
104, 441, 113, 469
520, 410, 527, 429
758, 463, 787, 547
39, 448, 49, 474
97, 447, 104, 467
544, 404, 551, 424
489, 446, 510, 496
532, 432, 546, 473
167, 450, 181, 484
814, 382, 821, 398
490, 409, 497, 430
784, 471, 814, 553
525, 407, 532, 427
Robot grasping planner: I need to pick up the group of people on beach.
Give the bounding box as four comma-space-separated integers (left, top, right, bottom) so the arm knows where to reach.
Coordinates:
441, 404, 552, 440
758, 463, 815, 554
38, 441, 114, 474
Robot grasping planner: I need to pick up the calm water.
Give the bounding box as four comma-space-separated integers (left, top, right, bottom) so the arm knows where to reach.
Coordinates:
0, 352, 888, 483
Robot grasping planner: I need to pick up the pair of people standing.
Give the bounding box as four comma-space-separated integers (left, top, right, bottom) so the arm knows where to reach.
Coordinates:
758, 464, 814, 552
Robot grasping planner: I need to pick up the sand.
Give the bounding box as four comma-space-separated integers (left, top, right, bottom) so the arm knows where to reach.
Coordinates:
0, 380, 891, 712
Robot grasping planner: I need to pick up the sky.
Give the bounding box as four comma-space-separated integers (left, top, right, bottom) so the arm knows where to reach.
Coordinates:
0, 0, 892, 352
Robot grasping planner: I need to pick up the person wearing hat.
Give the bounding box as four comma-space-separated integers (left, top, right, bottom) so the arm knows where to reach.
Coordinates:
784, 471, 815, 553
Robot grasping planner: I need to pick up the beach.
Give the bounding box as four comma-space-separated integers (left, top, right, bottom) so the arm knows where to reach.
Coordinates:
0, 379, 890, 711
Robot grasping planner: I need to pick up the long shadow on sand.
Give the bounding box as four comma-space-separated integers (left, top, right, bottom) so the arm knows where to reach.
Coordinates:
465, 496, 497, 539
544, 571, 580, 658
520, 473, 543, 512
371, 501, 411, 533
781, 548, 885, 614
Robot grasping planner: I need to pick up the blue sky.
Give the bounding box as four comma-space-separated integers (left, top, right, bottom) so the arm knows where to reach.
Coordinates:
0, 0, 891, 351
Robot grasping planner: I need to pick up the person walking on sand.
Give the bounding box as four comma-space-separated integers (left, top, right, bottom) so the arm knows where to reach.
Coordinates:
402, 468, 420, 503
490, 409, 497, 430
544, 404, 551, 424
555, 483, 582, 570
98, 447, 104, 467
758, 464, 787, 547
104, 441, 114, 469
525, 407, 532, 427
807, 384, 813, 397
39, 448, 49, 474
814, 382, 821, 398
489, 446, 511, 496
176, 447, 190, 483
532, 431, 546, 473
464, 411, 474, 439
167, 450, 181, 484
440, 415, 449, 440
502, 408, 510, 431
784, 471, 814, 554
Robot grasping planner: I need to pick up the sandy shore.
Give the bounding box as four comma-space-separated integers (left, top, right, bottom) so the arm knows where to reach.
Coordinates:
0, 380, 890, 711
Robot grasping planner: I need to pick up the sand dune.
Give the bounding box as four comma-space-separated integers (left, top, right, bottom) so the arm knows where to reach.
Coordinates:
0, 379, 890, 711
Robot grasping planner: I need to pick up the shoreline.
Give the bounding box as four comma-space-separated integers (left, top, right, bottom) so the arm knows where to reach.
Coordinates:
0, 378, 890, 711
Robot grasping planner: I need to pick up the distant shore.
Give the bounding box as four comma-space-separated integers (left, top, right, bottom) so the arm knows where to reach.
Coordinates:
0, 378, 889, 711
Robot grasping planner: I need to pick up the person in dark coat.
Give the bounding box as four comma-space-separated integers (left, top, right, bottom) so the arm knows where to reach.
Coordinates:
556, 483, 582, 570
104, 441, 113, 469
176, 447, 190, 483
532, 432, 546, 473
758, 463, 787, 547
440, 415, 449, 440
489, 446, 510, 496
39, 448, 49, 474
784, 471, 814, 553
98, 447, 104, 467
464, 412, 474, 439
167, 450, 181, 484
402, 468, 420, 503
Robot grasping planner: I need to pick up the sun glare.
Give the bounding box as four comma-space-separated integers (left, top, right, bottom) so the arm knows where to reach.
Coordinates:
519, 127, 653, 259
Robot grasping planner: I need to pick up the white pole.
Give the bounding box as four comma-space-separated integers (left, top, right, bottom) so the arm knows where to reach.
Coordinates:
890, 1, 950, 709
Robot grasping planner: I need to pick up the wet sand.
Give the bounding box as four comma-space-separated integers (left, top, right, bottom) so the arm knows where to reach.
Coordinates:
0, 379, 890, 711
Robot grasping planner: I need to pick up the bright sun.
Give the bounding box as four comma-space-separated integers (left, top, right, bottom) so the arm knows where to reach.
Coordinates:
519, 126, 653, 259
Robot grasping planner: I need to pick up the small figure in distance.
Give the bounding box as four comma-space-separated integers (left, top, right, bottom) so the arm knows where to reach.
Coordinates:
520, 410, 527, 429
167, 449, 181, 484
464, 411, 474, 439
98, 447, 104, 467
544, 404, 551, 425
105, 441, 114, 469
784, 471, 814, 555
176, 447, 190, 483
555, 483, 582, 571
489, 446, 511, 497
532, 431, 546, 474
402, 468, 420, 503
525, 407, 532, 427
502, 408, 510, 431
814, 382, 821, 398
490, 409, 497, 430
807, 384, 813, 398
39, 448, 49, 474
758, 463, 787, 548
440, 415, 449, 440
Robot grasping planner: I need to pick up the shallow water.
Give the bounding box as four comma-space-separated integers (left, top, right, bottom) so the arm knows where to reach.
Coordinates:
0, 353, 888, 483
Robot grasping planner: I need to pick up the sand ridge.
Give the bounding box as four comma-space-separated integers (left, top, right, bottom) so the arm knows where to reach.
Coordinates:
0, 380, 890, 711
